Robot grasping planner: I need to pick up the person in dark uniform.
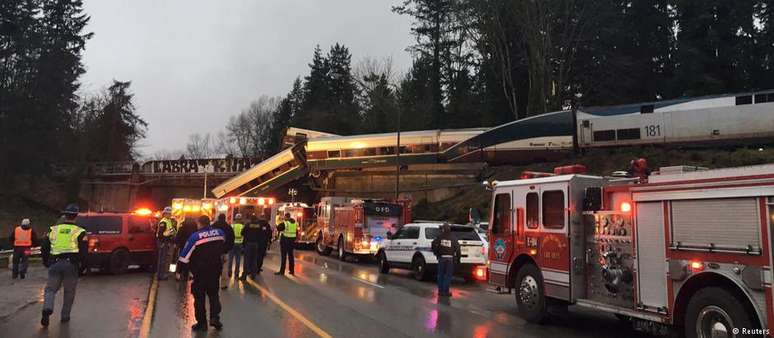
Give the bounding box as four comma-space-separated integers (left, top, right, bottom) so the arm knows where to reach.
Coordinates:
431, 222, 460, 297
40, 204, 88, 327
178, 215, 226, 331
254, 215, 272, 274
212, 214, 234, 288
275, 213, 297, 275
174, 217, 197, 282
240, 215, 259, 280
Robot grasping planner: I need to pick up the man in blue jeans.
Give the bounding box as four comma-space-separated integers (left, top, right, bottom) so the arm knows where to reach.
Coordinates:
431, 223, 459, 297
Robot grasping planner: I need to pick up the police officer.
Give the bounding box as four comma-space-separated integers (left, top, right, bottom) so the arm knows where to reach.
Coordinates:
9, 218, 39, 279
174, 217, 197, 282
228, 214, 245, 278
431, 222, 460, 297
40, 204, 88, 327
178, 215, 226, 331
275, 213, 297, 276
156, 207, 177, 280
240, 215, 260, 280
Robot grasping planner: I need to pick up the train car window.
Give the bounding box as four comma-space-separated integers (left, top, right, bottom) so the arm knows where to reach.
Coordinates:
593, 130, 615, 142
640, 104, 654, 114
491, 193, 511, 234
542, 191, 565, 229
755, 94, 769, 104
380, 147, 396, 155
526, 193, 539, 229
327, 150, 340, 158
736, 95, 753, 105
616, 128, 641, 140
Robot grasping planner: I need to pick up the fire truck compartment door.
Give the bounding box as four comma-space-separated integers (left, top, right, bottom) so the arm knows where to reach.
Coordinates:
636, 201, 667, 311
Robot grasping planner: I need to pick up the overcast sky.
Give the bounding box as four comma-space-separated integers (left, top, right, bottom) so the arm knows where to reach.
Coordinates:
80, 1, 415, 157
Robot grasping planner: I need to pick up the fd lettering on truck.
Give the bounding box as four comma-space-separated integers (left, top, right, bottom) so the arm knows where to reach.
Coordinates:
485, 163, 774, 338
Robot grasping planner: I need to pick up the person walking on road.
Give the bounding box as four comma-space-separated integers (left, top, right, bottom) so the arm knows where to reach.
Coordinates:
431, 222, 460, 297
40, 204, 88, 327
275, 213, 297, 276
155, 207, 177, 280
228, 213, 245, 278
174, 217, 197, 282
178, 215, 226, 331
9, 218, 39, 279
212, 213, 234, 288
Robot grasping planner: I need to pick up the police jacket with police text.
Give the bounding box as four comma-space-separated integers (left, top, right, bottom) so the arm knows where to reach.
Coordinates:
178, 226, 226, 276
431, 231, 460, 258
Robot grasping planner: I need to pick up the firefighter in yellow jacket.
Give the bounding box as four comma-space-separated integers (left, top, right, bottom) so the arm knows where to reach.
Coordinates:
40, 204, 88, 327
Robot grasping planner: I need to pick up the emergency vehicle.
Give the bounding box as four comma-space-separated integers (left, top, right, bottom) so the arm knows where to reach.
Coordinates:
215, 196, 275, 224
315, 197, 411, 261
377, 222, 488, 281
79, 208, 157, 274
271, 202, 318, 247
485, 163, 774, 337
170, 198, 216, 224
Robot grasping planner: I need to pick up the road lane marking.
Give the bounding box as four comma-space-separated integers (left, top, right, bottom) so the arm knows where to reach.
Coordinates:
352, 277, 384, 289
139, 277, 159, 338
245, 279, 333, 338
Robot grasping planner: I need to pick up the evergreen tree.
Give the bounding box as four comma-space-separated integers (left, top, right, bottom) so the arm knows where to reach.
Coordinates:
298, 45, 330, 130
326, 43, 360, 134
91, 81, 147, 161
397, 57, 436, 131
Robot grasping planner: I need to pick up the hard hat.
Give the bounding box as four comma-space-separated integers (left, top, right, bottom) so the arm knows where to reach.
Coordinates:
235, 213, 242, 220
162, 206, 173, 214
21, 219, 30, 226
62, 203, 79, 215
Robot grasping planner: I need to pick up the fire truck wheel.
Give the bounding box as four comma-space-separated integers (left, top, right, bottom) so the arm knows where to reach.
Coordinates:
316, 235, 331, 256
109, 249, 129, 275
337, 237, 346, 261
515, 264, 548, 323
378, 251, 390, 274
412, 255, 429, 281
684, 287, 756, 338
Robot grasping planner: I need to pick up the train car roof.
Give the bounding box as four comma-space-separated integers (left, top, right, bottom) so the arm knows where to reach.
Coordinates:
580, 89, 774, 117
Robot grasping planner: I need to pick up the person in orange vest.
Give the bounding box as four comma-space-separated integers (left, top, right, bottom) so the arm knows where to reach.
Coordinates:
9, 218, 39, 279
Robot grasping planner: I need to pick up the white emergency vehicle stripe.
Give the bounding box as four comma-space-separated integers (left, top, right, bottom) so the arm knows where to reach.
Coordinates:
178, 235, 224, 263
542, 270, 570, 284
489, 262, 509, 274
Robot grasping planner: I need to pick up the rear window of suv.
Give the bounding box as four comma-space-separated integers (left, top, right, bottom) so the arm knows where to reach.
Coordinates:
425, 226, 480, 241
77, 216, 122, 235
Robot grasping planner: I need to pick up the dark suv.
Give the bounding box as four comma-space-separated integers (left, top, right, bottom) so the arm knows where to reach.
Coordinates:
77, 212, 157, 274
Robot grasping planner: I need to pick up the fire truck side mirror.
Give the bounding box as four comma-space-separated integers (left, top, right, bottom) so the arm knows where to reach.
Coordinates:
584, 187, 603, 211
482, 181, 495, 191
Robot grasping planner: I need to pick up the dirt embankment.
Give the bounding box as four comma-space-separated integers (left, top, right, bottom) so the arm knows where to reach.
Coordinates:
415, 146, 774, 224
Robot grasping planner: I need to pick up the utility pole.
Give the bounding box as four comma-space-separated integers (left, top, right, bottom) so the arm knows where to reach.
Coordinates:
395, 109, 401, 200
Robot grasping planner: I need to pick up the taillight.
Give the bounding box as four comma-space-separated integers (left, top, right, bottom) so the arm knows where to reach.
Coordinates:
473, 266, 487, 281
88, 238, 99, 252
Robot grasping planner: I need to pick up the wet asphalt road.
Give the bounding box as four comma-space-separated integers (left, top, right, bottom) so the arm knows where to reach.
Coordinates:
0, 270, 148, 338
147, 247, 656, 338
0, 249, 657, 338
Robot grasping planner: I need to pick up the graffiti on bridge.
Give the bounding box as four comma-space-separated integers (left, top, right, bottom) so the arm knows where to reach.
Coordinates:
144, 158, 258, 174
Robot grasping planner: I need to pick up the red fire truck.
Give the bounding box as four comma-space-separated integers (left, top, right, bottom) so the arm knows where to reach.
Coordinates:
315, 197, 411, 261
271, 202, 318, 247
486, 163, 774, 337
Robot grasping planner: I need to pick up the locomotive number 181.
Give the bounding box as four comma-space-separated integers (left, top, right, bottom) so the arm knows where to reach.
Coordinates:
644, 125, 661, 137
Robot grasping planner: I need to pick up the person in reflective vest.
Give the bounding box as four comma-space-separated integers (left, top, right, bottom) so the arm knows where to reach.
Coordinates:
227, 213, 245, 278
155, 207, 177, 280
9, 218, 39, 279
275, 213, 297, 276
40, 204, 87, 327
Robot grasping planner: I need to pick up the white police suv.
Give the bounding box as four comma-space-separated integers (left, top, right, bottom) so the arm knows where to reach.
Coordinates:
376, 222, 488, 281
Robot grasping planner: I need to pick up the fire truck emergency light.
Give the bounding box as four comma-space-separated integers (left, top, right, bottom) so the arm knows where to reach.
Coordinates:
218, 205, 229, 212
134, 208, 153, 216
173, 203, 183, 210
529, 248, 538, 256
202, 203, 212, 210
268, 198, 275, 205
690, 260, 704, 272
239, 198, 247, 205
297, 212, 303, 218
620, 202, 632, 213
258, 198, 265, 205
